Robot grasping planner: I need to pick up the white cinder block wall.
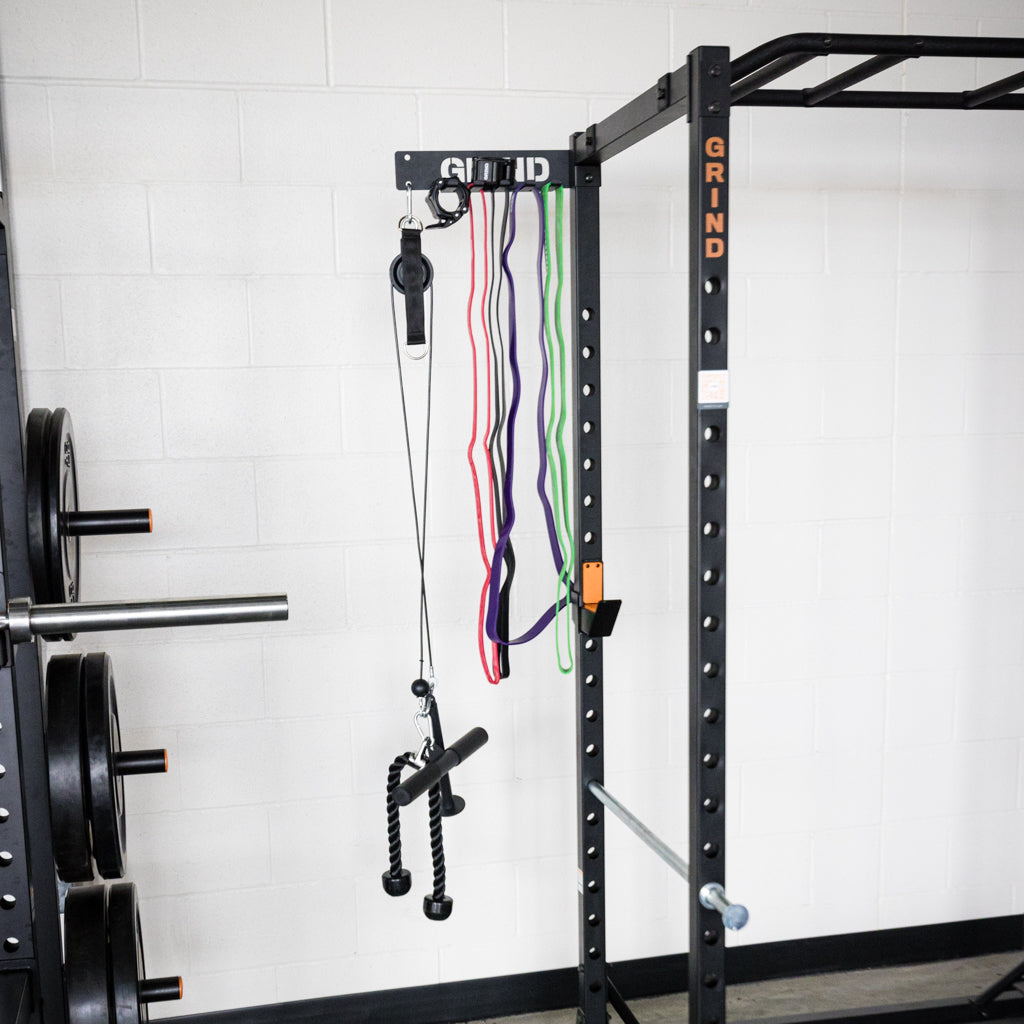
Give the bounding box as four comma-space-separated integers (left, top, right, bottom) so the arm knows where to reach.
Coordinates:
2, 0, 1024, 1015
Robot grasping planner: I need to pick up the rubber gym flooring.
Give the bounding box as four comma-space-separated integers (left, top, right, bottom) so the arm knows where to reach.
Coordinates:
468, 951, 1024, 1023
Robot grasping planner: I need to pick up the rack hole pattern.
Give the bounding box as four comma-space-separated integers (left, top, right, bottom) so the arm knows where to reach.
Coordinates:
574, 170, 607, 1023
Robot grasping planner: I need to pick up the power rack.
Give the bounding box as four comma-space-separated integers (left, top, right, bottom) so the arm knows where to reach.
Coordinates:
397, 31, 1024, 1024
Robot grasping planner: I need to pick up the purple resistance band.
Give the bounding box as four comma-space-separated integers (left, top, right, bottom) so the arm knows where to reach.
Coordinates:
485, 185, 570, 647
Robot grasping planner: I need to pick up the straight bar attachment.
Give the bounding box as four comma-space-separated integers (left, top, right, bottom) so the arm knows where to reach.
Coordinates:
587, 781, 748, 930
2, 594, 288, 643
392, 727, 489, 806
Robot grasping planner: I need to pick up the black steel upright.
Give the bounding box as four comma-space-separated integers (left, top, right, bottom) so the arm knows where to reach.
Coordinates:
0, 144, 68, 1023
688, 46, 731, 1024
570, 157, 607, 1024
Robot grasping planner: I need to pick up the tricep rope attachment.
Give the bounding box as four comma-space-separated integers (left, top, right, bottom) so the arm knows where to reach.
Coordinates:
382, 705, 489, 921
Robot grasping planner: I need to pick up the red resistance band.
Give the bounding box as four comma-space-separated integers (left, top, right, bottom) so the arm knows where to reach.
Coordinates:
466, 188, 501, 684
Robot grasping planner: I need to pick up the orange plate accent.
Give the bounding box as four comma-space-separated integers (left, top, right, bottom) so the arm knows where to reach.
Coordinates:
582, 561, 603, 610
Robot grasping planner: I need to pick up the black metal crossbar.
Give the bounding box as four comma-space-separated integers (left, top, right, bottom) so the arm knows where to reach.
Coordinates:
576, 33, 1024, 166
731, 32, 1024, 110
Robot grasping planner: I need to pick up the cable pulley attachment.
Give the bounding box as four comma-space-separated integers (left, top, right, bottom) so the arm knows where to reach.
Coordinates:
412, 679, 465, 816
381, 724, 488, 920
392, 186, 433, 355
392, 726, 489, 807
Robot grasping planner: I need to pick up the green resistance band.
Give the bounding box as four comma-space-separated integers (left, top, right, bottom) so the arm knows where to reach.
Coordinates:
542, 183, 575, 674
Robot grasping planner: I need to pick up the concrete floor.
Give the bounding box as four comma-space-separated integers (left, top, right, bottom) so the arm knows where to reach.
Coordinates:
467, 950, 1024, 1023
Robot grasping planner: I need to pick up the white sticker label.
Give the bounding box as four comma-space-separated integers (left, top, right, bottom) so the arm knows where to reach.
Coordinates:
698, 369, 729, 406
577, 868, 584, 894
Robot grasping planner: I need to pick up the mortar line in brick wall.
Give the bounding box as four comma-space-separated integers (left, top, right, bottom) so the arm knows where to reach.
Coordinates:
331, 189, 341, 277
502, 1, 510, 90
235, 91, 245, 183
0, 74, 657, 103
144, 185, 156, 274
54, 277, 68, 366
132, 0, 143, 81
322, 0, 333, 88
243, 279, 255, 366
42, 84, 57, 176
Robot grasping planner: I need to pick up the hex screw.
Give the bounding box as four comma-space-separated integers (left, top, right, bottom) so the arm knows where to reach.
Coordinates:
709, 64, 722, 77
708, 101, 722, 114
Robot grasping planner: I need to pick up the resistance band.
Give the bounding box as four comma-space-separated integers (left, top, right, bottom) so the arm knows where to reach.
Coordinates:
542, 183, 575, 673
466, 189, 501, 684
484, 185, 571, 650
486, 190, 515, 679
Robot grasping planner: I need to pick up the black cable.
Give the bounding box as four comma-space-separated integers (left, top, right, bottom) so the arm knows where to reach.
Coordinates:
390, 284, 435, 675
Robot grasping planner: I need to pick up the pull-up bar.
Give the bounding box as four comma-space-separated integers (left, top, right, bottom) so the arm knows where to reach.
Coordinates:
575, 32, 1024, 166
588, 781, 748, 931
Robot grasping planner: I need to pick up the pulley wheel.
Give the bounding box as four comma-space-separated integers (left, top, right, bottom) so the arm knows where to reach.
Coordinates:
64, 884, 111, 1024
389, 252, 434, 294
46, 654, 93, 883
84, 653, 127, 880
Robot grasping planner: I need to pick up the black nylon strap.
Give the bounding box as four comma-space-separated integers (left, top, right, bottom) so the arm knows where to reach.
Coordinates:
401, 227, 426, 346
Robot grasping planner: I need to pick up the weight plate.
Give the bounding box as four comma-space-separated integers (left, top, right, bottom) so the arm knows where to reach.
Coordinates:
83, 653, 126, 879
45, 654, 94, 883
64, 884, 111, 1024
46, 407, 81, 614
108, 883, 146, 1024
25, 407, 53, 604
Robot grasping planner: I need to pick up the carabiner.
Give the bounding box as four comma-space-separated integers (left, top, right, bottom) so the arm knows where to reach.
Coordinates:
398, 181, 423, 231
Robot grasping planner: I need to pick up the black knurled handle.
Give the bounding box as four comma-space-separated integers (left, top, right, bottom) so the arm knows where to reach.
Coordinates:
393, 727, 488, 806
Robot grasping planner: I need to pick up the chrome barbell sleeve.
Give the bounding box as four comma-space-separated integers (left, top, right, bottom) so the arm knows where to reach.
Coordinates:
3, 594, 288, 643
